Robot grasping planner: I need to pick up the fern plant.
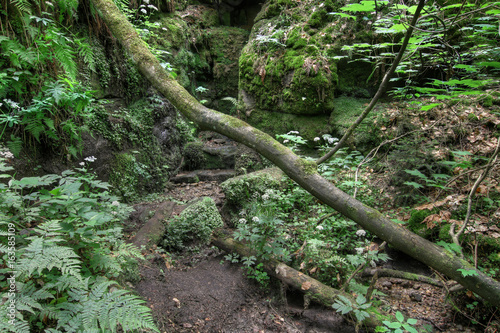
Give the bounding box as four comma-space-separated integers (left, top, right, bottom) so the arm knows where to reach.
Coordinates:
0, 157, 159, 332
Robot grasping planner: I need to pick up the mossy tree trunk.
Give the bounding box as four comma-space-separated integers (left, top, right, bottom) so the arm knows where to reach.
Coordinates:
92, 0, 500, 307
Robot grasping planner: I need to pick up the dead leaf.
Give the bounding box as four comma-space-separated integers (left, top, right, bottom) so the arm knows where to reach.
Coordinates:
301, 281, 312, 291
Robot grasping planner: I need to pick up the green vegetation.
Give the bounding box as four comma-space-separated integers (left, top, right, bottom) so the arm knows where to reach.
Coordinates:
0, 158, 158, 332
162, 197, 223, 251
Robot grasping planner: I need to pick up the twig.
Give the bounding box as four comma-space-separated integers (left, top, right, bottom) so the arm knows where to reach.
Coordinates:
450, 137, 500, 253
316, 0, 427, 166
352, 120, 441, 198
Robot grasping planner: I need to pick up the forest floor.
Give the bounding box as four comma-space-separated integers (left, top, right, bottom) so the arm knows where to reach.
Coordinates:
125, 180, 481, 333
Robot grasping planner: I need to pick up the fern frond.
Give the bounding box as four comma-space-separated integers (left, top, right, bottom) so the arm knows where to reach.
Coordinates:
53, 43, 77, 80
12, 0, 32, 15
58, 278, 159, 332
221, 96, 238, 106
6, 135, 23, 157
16, 236, 82, 280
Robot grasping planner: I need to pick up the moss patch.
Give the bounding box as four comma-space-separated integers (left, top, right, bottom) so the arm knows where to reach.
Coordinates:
162, 197, 224, 250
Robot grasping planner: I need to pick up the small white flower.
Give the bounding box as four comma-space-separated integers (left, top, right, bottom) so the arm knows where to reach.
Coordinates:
140, 8, 147, 14
84, 156, 97, 162
143, 0, 150, 3
0, 151, 14, 159
328, 137, 335, 145
262, 193, 270, 201
148, 5, 158, 10
111, 201, 120, 206
238, 218, 246, 224
252, 216, 260, 223
316, 225, 324, 230
283, 139, 289, 144
302, 97, 306, 101
313, 137, 320, 142
79, 162, 85, 166
287, 131, 299, 135
355, 247, 365, 255
356, 229, 367, 237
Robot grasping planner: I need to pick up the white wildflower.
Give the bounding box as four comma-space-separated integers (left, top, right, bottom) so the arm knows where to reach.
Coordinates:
328, 137, 335, 145
252, 216, 260, 223
143, 0, 150, 3
316, 225, 324, 230
79, 162, 85, 166
111, 201, 120, 206
239, 218, 247, 224
356, 229, 366, 237
302, 97, 306, 101
355, 247, 364, 255
84, 156, 97, 162
262, 193, 270, 201
148, 5, 158, 11
283, 139, 289, 144
287, 130, 299, 135
0, 150, 14, 159
140, 8, 147, 14
313, 137, 320, 142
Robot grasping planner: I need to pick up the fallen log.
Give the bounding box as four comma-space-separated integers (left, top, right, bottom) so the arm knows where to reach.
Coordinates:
212, 232, 383, 328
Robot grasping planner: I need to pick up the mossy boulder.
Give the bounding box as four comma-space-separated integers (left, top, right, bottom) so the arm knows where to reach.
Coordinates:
239, 0, 378, 119
221, 167, 284, 204
162, 197, 224, 250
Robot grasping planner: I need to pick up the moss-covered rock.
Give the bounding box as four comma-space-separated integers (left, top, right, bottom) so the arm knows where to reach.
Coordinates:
221, 167, 284, 204
238, 0, 379, 119
162, 197, 224, 250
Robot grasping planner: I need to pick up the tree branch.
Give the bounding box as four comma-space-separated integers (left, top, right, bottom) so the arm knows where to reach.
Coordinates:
450, 137, 500, 252
316, 0, 427, 166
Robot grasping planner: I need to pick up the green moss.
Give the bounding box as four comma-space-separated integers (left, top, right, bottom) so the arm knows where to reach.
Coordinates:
439, 224, 452, 242
221, 168, 283, 204
183, 141, 206, 171
295, 158, 318, 175
162, 197, 223, 250
246, 109, 333, 142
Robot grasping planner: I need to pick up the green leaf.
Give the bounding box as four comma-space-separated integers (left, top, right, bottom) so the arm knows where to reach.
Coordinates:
341, 1, 375, 12
457, 268, 479, 277
420, 103, 442, 111
395, 311, 405, 323
404, 169, 427, 180
329, 12, 356, 20
404, 181, 424, 189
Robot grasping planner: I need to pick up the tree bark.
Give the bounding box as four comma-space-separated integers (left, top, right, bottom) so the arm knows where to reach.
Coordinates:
91, 0, 500, 307
212, 232, 382, 327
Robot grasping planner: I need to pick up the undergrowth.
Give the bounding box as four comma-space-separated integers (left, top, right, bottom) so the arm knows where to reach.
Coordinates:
0, 155, 158, 332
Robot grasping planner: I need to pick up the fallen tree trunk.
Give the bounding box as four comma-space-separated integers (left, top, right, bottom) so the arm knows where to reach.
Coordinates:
212, 232, 382, 328
91, 0, 500, 307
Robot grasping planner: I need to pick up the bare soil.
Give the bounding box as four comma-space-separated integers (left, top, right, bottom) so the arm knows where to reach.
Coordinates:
125, 180, 489, 333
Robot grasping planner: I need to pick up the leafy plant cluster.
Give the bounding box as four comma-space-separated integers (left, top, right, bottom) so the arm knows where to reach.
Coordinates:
0, 157, 158, 332
222, 132, 390, 289
331, 0, 500, 106
0, 0, 96, 157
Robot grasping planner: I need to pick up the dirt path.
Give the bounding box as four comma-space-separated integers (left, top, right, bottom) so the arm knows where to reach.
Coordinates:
126, 181, 482, 333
